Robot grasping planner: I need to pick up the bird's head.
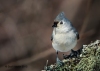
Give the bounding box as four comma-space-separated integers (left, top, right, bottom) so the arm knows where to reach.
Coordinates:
52, 12, 72, 33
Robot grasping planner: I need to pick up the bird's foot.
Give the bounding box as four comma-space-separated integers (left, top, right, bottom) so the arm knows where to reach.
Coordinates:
63, 54, 70, 59
70, 49, 78, 58
56, 57, 64, 66
63, 48, 83, 59
56, 57, 60, 64
71, 48, 83, 58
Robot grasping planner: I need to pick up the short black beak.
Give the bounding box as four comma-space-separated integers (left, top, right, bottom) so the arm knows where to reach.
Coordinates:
52, 21, 58, 27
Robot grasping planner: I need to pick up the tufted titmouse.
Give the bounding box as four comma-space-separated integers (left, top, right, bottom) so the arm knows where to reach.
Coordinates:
51, 12, 79, 63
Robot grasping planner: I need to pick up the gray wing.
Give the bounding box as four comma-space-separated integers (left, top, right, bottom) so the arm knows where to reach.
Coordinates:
51, 34, 53, 41
69, 22, 79, 40
73, 28, 79, 40
76, 32, 79, 39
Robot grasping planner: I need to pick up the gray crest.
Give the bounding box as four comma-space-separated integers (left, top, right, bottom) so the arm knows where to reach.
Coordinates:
54, 12, 69, 22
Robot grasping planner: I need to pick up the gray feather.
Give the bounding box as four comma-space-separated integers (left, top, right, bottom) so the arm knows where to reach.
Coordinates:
73, 28, 79, 40
51, 34, 53, 41
54, 12, 69, 22
76, 32, 79, 39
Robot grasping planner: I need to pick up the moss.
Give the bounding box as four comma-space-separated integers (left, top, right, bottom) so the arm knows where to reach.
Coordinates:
42, 40, 100, 71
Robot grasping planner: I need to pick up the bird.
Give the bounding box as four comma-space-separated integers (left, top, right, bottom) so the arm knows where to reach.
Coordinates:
51, 12, 79, 64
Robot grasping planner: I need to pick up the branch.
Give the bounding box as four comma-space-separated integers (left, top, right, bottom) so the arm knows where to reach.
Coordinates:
42, 40, 100, 71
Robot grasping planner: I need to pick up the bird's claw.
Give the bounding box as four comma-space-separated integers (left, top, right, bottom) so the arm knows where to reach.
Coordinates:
56, 57, 64, 66
63, 47, 83, 59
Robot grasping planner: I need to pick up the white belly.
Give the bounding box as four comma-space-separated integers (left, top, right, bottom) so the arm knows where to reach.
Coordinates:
52, 33, 77, 52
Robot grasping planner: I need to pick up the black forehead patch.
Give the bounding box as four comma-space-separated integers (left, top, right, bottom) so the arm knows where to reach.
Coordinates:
54, 21, 59, 24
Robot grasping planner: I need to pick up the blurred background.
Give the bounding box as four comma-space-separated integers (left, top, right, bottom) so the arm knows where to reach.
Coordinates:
0, 0, 100, 71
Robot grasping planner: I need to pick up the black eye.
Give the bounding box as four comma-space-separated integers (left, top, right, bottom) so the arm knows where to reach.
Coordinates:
60, 21, 63, 24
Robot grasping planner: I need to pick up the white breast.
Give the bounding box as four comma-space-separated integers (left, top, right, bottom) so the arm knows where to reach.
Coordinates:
52, 30, 77, 52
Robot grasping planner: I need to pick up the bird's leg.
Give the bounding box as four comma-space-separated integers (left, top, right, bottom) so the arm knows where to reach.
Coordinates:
63, 54, 70, 59
56, 51, 64, 65
56, 51, 60, 63
70, 49, 78, 58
